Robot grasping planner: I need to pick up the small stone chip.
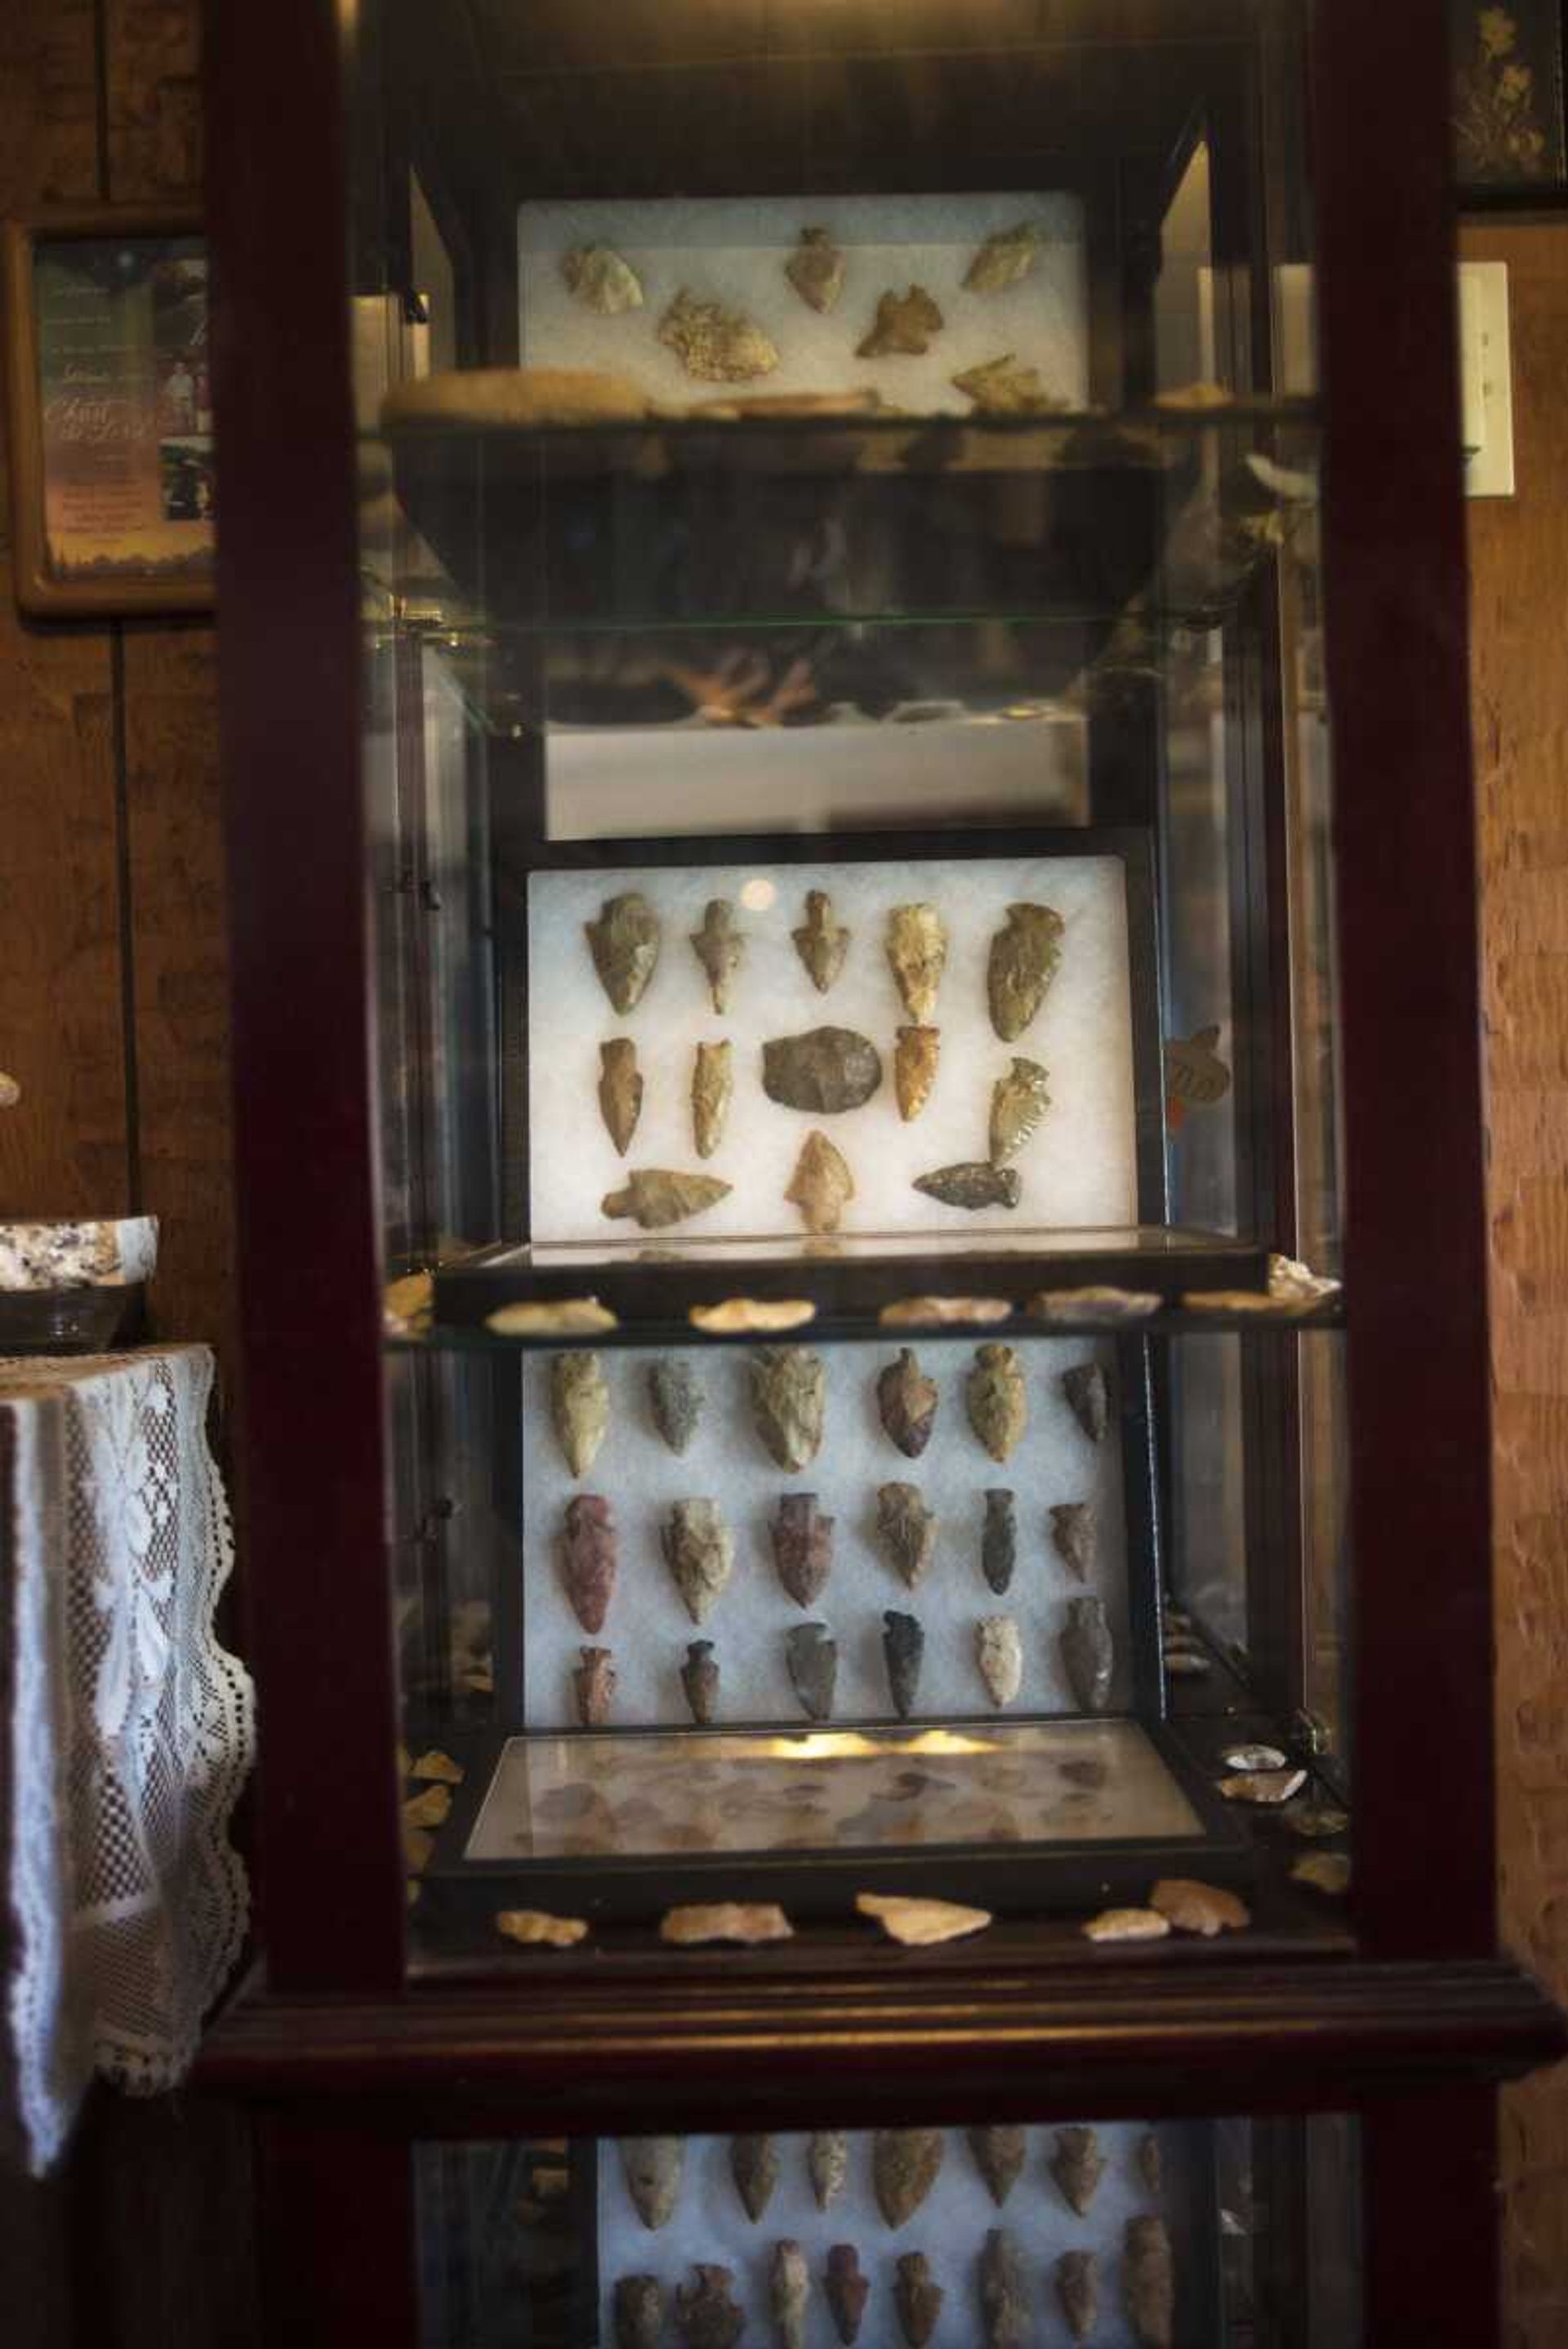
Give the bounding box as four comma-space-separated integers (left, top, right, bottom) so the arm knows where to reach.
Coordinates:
1082, 1906, 1171, 1943
496, 1909, 590, 1949
1149, 1878, 1250, 1936
659, 1902, 794, 1946
856, 1892, 991, 1946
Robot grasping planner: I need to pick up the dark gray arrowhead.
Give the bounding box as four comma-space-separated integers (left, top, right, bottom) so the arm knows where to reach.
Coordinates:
981, 1491, 1017, 1593
882, 1610, 924, 1718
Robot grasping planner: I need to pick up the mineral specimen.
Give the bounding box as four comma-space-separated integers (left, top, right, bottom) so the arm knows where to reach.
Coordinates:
786, 1130, 855, 1233
1062, 1361, 1110, 1442
856, 1893, 991, 1946
893, 1025, 941, 1121
621, 2137, 684, 2230
586, 893, 662, 1014
877, 1348, 938, 1458
770, 2241, 809, 2349
877, 1483, 938, 1588
598, 1039, 644, 1155
660, 288, 780, 383
690, 1041, 733, 1160
1138, 2133, 1164, 2196
968, 1344, 1027, 1462
786, 225, 845, 313
858, 286, 943, 358
649, 1359, 704, 1454
495, 1905, 589, 1950
976, 1614, 1022, 1707
681, 1638, 719, 1724
750, 1347, 826, 1472
882, 1610, 925, 1717
1055, 2249, 1099, 2344
559, 1493, 617, 1631
614, 2275, 665, 2349
894, 2254, 944, 2347
987, 903, 1064, 1041
1218, 1768, 1307, 1806
979, 2228, 1028, 2349
982, 1490, 1018, 1594
1147, 1877, 1250, 1936
675, 2264, 747, 2349
964, 220, 1045, 292
662, 1903, 793, 1946
968, 2125, 1026, 2209
732, 2133, 781, 2222
551, 1351, 608, 1476
1061, 1595, 1114, 1712
825, 2245, 869, 2345
1124, 2215, 1175, 2349
1051, 1501, 1096, 1583
914, 1162, 1022, 1212
809, 2132, 849, 2212
786, 1622, 838, 1721
880, 1295, 1013, 1326
762, 1027, 882, 1113
885, 903, 947, 1022
690, 899, 746, 1012
1052, 2125, 1107, 2217
573, 1645, 616, 1727
951, 354, 1062, 414
1082, 1907, 1170, 1944
691, 1297, 817, 1333
988, 1058, 1051, 1162
662, 1499, 734, 1624
772, 1493, 835, 1607
602, 1170, 733, 1229
874, 2130, 944, 2228
562, 243, 644, 314
792, 889, 850, 992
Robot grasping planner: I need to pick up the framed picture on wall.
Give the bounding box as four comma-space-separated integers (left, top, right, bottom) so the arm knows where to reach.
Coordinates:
1450, 2, 1568, 200
2, 208, 214, 617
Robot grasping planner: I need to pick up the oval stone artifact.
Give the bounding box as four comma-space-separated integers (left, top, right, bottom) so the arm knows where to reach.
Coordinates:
987, 902, 1064, 1041
586, 892, 662, 1014
762, 1027, 883, 1114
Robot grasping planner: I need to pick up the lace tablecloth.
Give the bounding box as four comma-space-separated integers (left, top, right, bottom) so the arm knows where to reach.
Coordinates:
0, 1345, 254, 2173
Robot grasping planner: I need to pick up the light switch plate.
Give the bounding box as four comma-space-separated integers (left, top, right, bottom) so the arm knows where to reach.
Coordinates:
1459, 261, 1515, 497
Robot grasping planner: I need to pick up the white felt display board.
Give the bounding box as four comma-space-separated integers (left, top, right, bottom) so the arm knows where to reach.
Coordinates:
527, 854, 1138, 1246
518, 1336, 1129, 1731
518, 193, 1088, 418
596, 2123, 1184, 2349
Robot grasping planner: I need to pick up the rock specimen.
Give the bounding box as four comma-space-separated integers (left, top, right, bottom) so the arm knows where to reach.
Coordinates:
809, 2131, 849, 2212
732, 2133, 780, 2222
967, 2125, 1026, 2209
857, 1893, 991, 1946
877, 1483, 938, 1587
573, 1645, 616, 1727
762, 1027, 882, 1113
690, 900, 746, 1012
602, 1169, 733, 1230
964, 219, 1045, 292
598, 1039, 644, 1154
1051, 1501, 1096, 1583
675, 2264, 747, 2349
649, 1359, 704, 1454
1062, 1361, 1109, 1442
693, 1041, 733, 1159
1082, 1907, 1170, 1943
877, 1348, 938, 1457
882, 1610, 925, 1717
786, 225, 845, 312
1055, 2249, 1099, 2343
892, 1027, 940, 1125
621, 2137, 684, 2230
660, 288, 780, 383
691, 1297, 817, 1334
858, 286, 943, 358
1218, 1767, 1307, 1805
881, 1295, 1013, 1326
559, 1494, 617, 1631
982, 1491, 1018, 1594
989, 1059, 1051, 1162
1124, 2215, 1175, 2349
771, 2241, 809, 2349
614, 2276, 664, 2349
661, 1903, 793, 1946
662, 1499, 734, 1623
1028, 1285, 1160, 1323
1148, 1877, 1250, 1937
885, 903, 947, 1021
772, 1493, 835, 1607
551, 1351, 608, 1477
786, 1130, 855, 1233
786, 1622, 838, 1721
987, 903, 1064, 1041
751, 1347, 826, 1471
486, 1297, 618, 1337
563, 244, 643, 313
951, 354, 1061, 414
968, 1344, 1027, 1462
494, 1909, 589, 1949
586, 893, 662, 1014
976, 1614, 1023, 1707
792, 889, 850, 991
1062, 1594, 1114, 1712
1052, 2125, 1107, 2217
979, 2228, 1028, 2349
1138, 2133, 1164, 2196
915, 1162, 1022, 1212
874, 2130, 944, 2228
681, 1639, 719, 1724
825, 2245, 869, 2344
894, 2253, 944, 2347
1291, 1852, 1352, 1897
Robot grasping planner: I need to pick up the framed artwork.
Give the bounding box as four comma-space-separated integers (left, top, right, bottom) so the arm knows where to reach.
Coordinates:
1450, 3, 1568, 198
2, 208, 214, 617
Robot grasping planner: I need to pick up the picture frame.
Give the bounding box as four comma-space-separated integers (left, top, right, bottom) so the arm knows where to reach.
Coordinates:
2, 207, 214, 617
1450, 2, 1568, 203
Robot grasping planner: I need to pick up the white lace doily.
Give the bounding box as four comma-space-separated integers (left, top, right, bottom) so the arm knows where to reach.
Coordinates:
1, 1345, 254, 2173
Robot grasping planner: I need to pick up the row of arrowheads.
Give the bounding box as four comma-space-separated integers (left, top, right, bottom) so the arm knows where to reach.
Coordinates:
612, 2128, 1173, 2348
587, 892, 1064, 1232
